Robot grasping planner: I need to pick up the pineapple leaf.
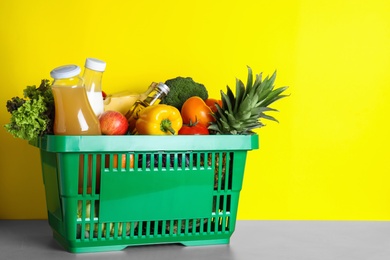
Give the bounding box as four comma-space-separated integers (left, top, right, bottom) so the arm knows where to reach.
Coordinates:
211, 103, 232, 132
234, 79, 246, 114
263, 94, 289, 107
260, 86, 289, 107
244, 66, 253, 98
246, 66, 253, 88
236, 93, 258, 120
253, 73, 264, 95
259, 113, 279, 123
216, 97, 229, 122
220, 88, 232, 114
220, 115, 233, 131
251, 106, 278, 116
258, 71, 277, 101
212, 66, 289, 134
226, 113, 242, 129
208, 124, 221, 133
256, 72, 263, 84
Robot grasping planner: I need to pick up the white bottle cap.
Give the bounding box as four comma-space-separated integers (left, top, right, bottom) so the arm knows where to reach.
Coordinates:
50, 65, 81, 79
85, 58, 106, 72
157, 82, 170, 94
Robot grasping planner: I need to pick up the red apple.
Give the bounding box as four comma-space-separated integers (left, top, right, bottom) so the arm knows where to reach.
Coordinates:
99, 110, 129, 135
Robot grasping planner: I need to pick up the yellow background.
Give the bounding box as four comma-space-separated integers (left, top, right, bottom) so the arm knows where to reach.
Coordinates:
1, 0, 390, 220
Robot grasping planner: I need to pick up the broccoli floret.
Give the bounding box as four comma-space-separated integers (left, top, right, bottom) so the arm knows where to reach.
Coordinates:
161, 77, 208, 111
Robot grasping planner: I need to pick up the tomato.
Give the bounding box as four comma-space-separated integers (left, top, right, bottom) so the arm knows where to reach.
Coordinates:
179, 123, 209, 135
181, 96, 215, 127
205, 98, 222, 113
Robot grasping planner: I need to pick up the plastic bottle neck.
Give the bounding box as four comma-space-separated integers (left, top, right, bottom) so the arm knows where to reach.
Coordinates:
83, 68, 103, 92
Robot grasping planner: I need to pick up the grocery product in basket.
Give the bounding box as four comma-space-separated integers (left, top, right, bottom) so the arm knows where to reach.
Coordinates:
82, 58, 106, 117
99, 110, 129, 135
209, 66, 289, 134
77, 200, 134, 238
126, 82, 170, 133
50, 65, 101, 135
135, 104, 182, 135
161, 76, 208, 111
103, 91, 140, 115
103, 82, 157, 115
181, 96, 215, 127
4, 79, 54, 141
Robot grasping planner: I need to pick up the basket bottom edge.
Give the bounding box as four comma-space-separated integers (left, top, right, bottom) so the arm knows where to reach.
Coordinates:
52, 231, 231, 253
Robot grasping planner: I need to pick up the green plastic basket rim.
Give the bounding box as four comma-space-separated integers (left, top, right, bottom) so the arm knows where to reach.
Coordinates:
30, 134, 259, 152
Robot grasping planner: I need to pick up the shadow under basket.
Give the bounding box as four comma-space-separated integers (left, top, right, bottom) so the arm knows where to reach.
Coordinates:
31, 134, 259, 253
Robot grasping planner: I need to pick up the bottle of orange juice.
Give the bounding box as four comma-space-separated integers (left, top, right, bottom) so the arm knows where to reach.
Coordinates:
50, 65, 101, 135
51, 65, 102, 195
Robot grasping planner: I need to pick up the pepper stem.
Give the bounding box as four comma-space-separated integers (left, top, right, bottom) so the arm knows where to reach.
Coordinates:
160, 119, 176, 135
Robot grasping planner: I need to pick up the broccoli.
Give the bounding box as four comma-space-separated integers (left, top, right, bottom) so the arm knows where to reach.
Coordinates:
161, 77, 208, 111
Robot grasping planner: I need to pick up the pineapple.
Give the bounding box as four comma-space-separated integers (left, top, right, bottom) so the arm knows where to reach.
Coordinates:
208, 66, 289, 135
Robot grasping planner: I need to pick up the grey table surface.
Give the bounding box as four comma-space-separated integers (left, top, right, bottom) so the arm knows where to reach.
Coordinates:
1, 220, 390, 260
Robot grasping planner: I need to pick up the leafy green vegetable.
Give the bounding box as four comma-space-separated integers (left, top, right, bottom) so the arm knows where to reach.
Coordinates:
4, 79, 54, 141
6, 97, 26, 113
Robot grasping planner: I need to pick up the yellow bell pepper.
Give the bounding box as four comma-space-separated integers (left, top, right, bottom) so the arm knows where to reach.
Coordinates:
135, 104, 183, 135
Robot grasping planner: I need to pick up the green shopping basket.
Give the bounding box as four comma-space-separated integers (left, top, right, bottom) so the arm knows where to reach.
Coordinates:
32, 134, 258, 253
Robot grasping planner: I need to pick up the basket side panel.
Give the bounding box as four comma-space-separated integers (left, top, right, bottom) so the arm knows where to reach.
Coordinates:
40, 150, 62, 222
231, 151, 248, 191
99, 152, 215, 222
57, 153, 83, 198
57, 153, 86, 241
